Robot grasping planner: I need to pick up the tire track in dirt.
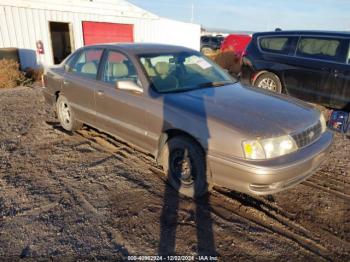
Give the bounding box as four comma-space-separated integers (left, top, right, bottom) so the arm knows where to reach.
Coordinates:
22, 132, 137, 257
52, 175, 133, 257
211, 188, 350, 261
314, 172, 350, 187
302, 179, 350, 201
74, 126, 346, 261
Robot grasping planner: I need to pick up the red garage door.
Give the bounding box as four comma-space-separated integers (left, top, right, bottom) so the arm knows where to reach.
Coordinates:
82, 21, 134, 45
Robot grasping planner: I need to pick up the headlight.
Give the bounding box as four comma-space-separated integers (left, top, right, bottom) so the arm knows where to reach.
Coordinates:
319, 113, 327, 133
243, 135, 298, 160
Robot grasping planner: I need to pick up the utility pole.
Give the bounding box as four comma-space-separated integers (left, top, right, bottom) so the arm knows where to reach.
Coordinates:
190, 2, 194, 23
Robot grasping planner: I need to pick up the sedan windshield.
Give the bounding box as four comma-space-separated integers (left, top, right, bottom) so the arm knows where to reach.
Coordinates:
138, 52, 236, 93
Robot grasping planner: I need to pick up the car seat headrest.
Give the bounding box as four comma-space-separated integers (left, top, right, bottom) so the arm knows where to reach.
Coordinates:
111, 62, 129, 78
81, 62, 97, 75
155, 62, 170, 78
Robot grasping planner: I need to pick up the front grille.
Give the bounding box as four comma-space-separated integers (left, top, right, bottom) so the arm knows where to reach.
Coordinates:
291, 121, 322, 148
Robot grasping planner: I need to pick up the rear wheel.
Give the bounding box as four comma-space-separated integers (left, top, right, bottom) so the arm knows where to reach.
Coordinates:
56, 95, 82, 132
161, 136, 212, 198
254, 72, 282, 93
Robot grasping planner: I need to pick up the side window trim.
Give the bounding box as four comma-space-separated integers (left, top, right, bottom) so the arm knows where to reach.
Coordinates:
96, 48, 108, 81
295, 36, 343, 62
99, 49, 141, 88
257, 34, 349, 65
294, 35, 350, 64
68, 47, 104, 80
64, 50, 81, 72
257, 34, 296, 56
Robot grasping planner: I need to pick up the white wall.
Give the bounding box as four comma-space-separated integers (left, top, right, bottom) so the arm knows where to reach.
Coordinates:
139, 18, 200, 50
0, 0, 201, 68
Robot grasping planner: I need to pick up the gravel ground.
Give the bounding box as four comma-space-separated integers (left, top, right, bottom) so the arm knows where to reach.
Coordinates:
0, 86, 349, 261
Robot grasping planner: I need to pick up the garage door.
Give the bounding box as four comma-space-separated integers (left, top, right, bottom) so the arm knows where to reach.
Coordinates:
82, 21, 134, 45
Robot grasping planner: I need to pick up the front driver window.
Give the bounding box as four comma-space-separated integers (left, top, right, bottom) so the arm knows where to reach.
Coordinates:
70, 49, 103, 79
102, 51, 138, 85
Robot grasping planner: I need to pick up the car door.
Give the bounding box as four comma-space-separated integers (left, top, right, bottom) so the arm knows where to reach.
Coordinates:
63, 48, 104, 125
284, 36, 344, 106
94, 49, 153, 151
330, 39, 350, 110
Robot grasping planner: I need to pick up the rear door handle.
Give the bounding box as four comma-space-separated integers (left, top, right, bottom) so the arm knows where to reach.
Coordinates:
97, 90, 104, 96
63, 80, 69, 86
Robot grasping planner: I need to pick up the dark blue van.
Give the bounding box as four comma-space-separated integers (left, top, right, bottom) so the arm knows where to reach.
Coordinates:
241, 31, 350, 111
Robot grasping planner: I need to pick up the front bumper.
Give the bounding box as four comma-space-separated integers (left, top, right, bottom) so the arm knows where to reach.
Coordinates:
208, 130, 333, 195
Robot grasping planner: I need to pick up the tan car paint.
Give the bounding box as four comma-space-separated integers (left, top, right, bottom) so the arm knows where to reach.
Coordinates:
43, 43, 333, 195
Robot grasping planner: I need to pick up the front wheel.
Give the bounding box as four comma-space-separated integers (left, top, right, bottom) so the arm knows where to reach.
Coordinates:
254, 72, 282, 93
56, 95, 82, 132
161, 136, 212, 198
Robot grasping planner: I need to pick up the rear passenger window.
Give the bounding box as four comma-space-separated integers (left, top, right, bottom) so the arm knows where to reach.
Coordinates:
296, 37, 341, 61
102, 51, 138, 85
259, 37, 291, 54
70, 49, 103, 79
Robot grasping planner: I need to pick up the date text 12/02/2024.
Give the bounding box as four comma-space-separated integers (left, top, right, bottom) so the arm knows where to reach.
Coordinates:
127, 255, 218, 261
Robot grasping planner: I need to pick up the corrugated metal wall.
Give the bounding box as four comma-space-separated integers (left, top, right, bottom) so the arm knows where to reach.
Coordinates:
0, 0, 200, 68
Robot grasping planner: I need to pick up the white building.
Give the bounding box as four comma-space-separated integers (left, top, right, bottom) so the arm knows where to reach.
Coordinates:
0, 0, 200, 68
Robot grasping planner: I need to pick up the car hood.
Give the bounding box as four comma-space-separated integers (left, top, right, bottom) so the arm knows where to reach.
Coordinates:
163, 83, 319, 138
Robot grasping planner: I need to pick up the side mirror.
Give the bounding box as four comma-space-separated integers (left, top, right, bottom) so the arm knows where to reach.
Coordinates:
115, 80, 143, 94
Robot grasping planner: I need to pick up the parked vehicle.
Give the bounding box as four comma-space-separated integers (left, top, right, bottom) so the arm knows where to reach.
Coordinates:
241, 31, 350, 111
200, 35, 224, 55
328, 110, 349, 133
220, 34, 252, 58
43, 43, 333, 197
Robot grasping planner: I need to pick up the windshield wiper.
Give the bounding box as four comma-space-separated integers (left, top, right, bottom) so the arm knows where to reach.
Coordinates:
198, 81, 234, 88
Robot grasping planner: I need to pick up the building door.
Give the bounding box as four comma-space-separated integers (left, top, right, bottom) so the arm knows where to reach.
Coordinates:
49, 22, 73, 64
82, 21, 134, 45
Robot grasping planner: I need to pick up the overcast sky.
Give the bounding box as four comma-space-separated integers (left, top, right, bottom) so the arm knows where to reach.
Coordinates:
129, 0, 349, 32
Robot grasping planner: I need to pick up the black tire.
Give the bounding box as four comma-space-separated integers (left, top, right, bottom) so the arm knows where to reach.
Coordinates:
161, 136, 213, 198
254, 72, 282, 93
56, 95, 83, 132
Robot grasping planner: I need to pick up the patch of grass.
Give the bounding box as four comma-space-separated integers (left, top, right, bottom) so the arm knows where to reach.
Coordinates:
0, 59, 31, 88
24, 67, 44, 82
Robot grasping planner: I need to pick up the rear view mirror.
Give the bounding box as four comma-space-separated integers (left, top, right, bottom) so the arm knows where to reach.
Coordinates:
115, 80, 143, 94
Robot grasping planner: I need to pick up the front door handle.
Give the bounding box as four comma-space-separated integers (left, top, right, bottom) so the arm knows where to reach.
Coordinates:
97, 90, 104, 96
63, 80, 69, 86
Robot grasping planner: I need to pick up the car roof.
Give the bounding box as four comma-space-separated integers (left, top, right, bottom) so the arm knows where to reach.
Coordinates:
83, 43, 197, 55
253, 30, 350, 38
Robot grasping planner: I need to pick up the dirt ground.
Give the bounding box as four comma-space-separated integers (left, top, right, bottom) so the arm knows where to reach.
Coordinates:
0, 86, 349, 261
